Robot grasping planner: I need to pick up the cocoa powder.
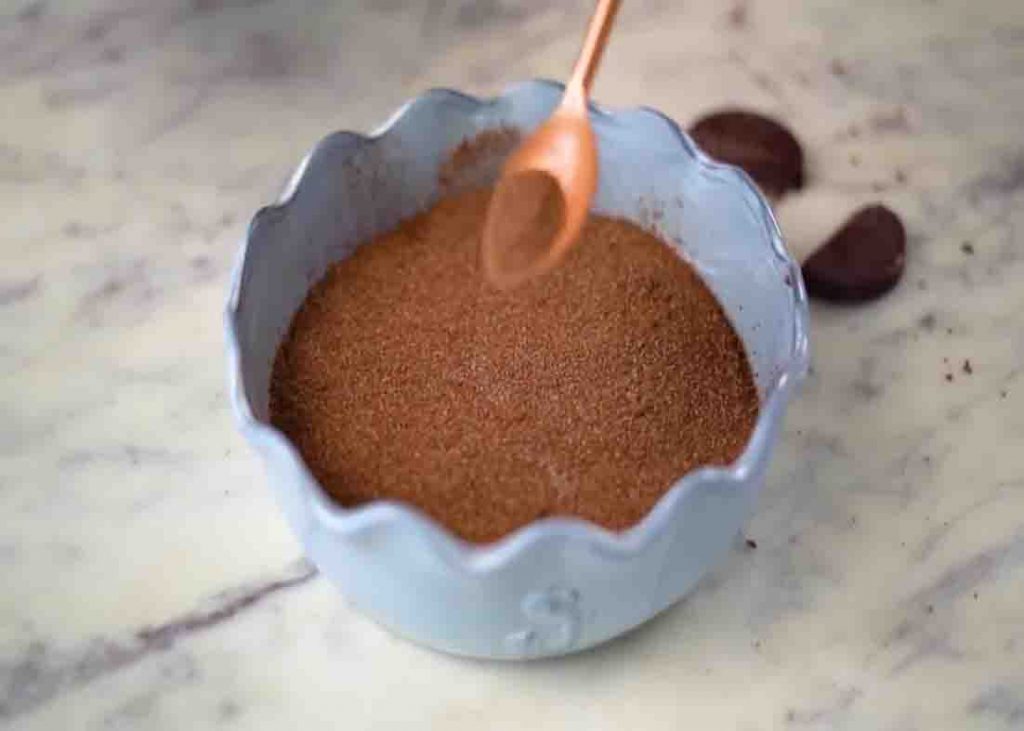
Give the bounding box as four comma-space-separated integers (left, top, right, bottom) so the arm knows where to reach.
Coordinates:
270, 188, 759, 543
437, 126, 521, 194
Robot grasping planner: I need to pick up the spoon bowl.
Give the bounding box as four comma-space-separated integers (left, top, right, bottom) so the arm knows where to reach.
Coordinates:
481, 93, 596, 288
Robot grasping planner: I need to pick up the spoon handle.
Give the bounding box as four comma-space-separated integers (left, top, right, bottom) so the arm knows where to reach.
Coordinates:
569, 0, 622, 95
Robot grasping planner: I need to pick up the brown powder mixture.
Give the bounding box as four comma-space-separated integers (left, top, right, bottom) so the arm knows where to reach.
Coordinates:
437, 127, 521, 194
270, 188, 759, 543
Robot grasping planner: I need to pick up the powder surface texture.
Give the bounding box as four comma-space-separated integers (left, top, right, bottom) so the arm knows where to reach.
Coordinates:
270, 188, 759, 543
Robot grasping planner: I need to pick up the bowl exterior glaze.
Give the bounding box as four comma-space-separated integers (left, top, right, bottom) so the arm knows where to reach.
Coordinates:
225, 80, 810, 660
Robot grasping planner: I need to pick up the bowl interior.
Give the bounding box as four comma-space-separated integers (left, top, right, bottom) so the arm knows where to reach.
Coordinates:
230, 81, 805, 427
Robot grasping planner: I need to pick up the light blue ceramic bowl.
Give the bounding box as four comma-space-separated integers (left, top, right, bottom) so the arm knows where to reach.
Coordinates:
225, 80, 809, 660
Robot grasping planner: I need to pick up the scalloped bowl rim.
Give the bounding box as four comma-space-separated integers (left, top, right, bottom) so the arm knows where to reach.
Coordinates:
225, 78, 810, 575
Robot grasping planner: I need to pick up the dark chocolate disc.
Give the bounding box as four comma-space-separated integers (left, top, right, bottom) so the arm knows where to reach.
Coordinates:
802, 204, 906, 302
689, 110, 804, 198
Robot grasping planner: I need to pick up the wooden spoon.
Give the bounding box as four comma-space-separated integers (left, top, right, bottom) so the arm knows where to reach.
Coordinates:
481, 0, 622, 289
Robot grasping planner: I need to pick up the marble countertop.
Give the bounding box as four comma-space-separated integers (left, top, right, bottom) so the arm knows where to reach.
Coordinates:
3, 0, 1023, 728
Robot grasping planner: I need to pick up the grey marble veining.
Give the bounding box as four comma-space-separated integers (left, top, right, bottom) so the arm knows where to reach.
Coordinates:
1, 0, 1022, 728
